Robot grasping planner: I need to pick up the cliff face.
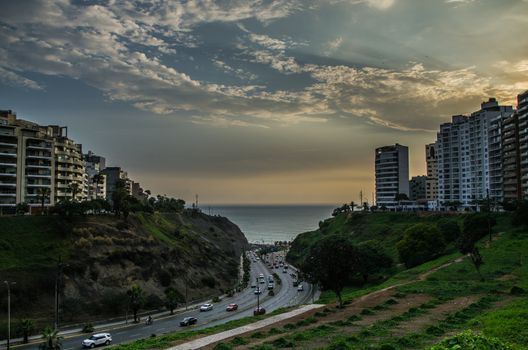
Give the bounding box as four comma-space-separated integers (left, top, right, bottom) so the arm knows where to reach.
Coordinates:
0, 211, 248, 328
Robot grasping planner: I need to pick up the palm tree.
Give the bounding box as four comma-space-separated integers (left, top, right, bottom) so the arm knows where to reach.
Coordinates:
39, 326, 62, 350
18, 319, 34, 344
69, 183, 79, 202
127, 285, 144, 323
37, 187, 51, 214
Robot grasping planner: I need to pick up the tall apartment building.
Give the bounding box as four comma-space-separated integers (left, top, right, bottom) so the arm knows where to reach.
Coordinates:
101, 166, 131, 203
409, 175, 427, 203
425, 143, 438, 201
518, 91, 528, 197
437, 98, 513, 209
84, 151, 107, 200
501, 112, 521, 202
375, 143, 409, 209
50, 126, 86, 202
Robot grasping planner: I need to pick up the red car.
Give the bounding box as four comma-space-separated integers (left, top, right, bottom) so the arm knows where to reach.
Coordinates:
226, 303, 238, 311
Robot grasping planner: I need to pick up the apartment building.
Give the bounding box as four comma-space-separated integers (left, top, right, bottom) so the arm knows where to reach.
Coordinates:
0, 111, 56, 212
437, 98, 513, 209
501, 112, 521, 202
85, 151, 107, 200
375, 143, 409, 209
425, 143, 438, 201
409, 175, 427, 203
518, 91, 528, 197
50, 126, 86, 203
100, 166, 131, 203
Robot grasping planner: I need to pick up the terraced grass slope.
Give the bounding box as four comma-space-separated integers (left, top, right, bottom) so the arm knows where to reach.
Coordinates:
205, 217, 528, 349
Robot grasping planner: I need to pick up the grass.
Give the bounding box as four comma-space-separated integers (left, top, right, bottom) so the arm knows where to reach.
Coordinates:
0, 215, 71, 269
109, 306, 297, 350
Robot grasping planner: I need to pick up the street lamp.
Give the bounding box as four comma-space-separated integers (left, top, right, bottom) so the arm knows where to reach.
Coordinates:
4, 281, 16, 350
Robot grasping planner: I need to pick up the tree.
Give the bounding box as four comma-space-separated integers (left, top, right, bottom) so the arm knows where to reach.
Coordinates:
18, 319, 34, 344
16, 202, 29, 215
459, 214, 496, 278
356, 241, 392, 283
301, 235, 357, 307
39, 326, 62, 350
165, 287, 183, 315
127, 285, 144, 323
397, 224, 446, 268
462, 213, 496, 244
37, 187, 51, 214
437, 219, 461, 243
112, 179, 129, 217
512, 200, 528, 227
69, 182, 79, 202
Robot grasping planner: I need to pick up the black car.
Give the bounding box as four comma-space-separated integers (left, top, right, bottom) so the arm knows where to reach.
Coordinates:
180, 317, 198, 326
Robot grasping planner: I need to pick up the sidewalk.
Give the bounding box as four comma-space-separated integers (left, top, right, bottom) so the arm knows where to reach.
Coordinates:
167, 304, 324, 350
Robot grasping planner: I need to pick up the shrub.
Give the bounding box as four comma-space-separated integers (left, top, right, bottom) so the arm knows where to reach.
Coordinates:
82, 323, 94, 333
437, 219, 461, 243
213, 343, 232, 350
428, 330, 513, 350
397, 223, 446, 268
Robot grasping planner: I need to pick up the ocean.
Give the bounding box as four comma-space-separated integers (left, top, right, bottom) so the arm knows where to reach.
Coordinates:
204, 205, 336, 244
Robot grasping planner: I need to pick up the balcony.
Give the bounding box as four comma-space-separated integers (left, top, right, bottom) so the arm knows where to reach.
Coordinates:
0, 151, 17, 157
26, 173, 52, 178
0, 142, 17, 148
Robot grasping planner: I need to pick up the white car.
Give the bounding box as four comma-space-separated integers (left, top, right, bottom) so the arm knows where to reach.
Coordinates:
200, 303, 213, 311
297, 284, 304, 292
82, 333, 112, 348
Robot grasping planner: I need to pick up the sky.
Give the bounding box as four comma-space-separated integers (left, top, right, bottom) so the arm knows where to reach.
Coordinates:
1, 0, 527, 205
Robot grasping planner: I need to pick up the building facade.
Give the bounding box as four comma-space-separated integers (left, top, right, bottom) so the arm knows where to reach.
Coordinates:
425, 143, 438, 201
85, 151, 107, 200
409, 175, 427, 203
437, 98, 513, 209
0, 111, 57, 212
518, 91, 528, 198
375, 143, 409, 209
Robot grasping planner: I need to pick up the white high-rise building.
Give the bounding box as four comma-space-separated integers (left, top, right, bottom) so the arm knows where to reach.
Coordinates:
375, 143, 409, 209
437, 98, 513, 209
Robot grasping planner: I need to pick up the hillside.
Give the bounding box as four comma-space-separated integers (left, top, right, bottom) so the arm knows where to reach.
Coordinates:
0, 210, 248, 336
200, 212, 528, 350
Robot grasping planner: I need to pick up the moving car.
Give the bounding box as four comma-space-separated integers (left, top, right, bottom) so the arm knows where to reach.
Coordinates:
297, 283, 304, 291
200, 303, 213, 311
251, 282, 257, 288
267, 282, 274, 290
81, 333, 112, 348
180, 317, 198, 326
253, 307, 266, 316
254, 287, 262, 295
226, 303, 238, 311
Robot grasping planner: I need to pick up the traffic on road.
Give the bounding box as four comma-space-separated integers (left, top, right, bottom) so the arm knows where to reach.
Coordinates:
18, 249, 315, 350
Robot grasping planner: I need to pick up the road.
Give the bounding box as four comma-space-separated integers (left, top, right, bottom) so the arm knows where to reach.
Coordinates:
16, 250, 314, 350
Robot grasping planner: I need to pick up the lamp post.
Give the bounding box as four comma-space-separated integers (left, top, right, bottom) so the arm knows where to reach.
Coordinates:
256, 277, 260, 311
4, 281, 16, 350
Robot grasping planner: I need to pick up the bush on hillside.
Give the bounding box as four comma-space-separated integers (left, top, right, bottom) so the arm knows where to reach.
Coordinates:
462, 214, 496, 243
428, 330, 513, 350
437, 219, 461, 243
397, 224, 446, 268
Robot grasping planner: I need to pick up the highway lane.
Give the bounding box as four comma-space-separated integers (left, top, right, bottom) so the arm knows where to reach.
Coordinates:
17, 250, 315, 350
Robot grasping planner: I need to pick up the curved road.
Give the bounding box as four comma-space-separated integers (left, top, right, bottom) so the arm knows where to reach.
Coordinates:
16, 250, 315, 350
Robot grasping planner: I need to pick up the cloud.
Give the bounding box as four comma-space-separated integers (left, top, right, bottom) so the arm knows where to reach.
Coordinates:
324, 36, 343, 56
0, 67, 44, 90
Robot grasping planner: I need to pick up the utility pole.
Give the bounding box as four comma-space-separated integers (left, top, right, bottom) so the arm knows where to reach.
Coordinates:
487, 188, 492, 242
54, 257, 64, 330
4, 281, 16, 350
185, 273, 188, 311
256, 277, 260, 311
359, 190, 363, 208
195, 194, 199, 209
